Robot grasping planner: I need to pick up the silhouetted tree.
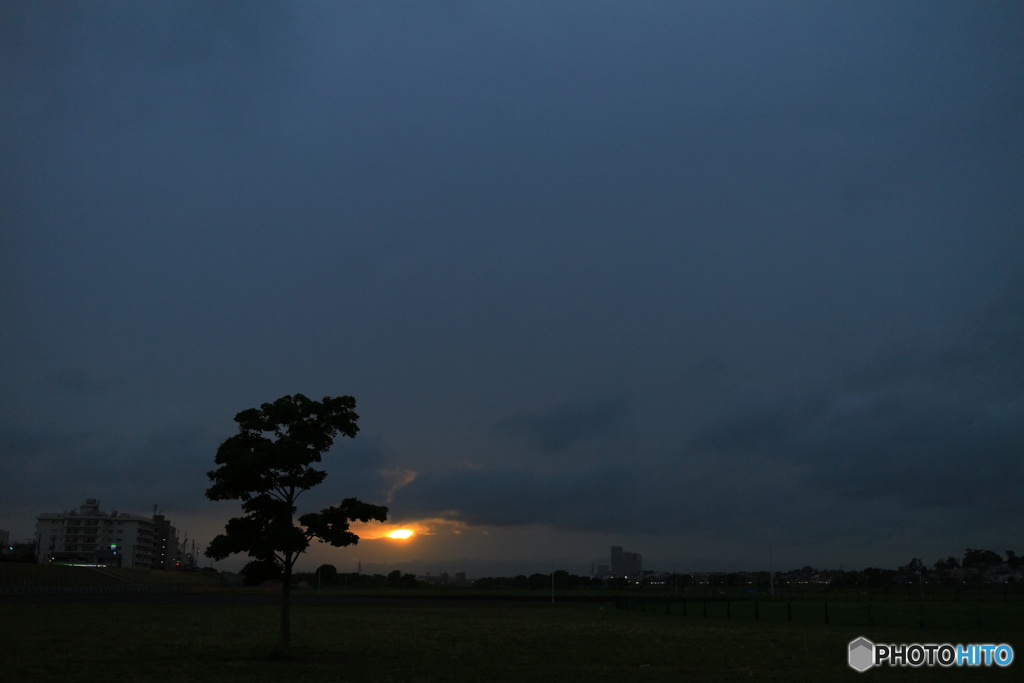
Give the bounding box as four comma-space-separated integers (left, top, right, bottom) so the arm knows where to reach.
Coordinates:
527, 573, 550, 590
474, 576, 502, 589
1006, 551, 1020, 570
204, 393, 388, 653
962, 549, 1004, 580
829, 571, 861, 589
906, 558, 925, 574
316, 564, 339, 586
962, 549, 1003, 568
863, 567, 896, 588
240, 557, 284, 586
386, 569, 418, 588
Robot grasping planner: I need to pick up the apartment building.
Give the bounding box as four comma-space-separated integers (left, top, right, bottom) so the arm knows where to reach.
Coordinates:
35, 499, 174, 569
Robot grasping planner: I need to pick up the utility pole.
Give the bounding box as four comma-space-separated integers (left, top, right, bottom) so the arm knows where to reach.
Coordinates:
770, 545, 775, 601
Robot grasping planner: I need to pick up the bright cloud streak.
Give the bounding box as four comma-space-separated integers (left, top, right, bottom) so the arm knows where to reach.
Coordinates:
380, 467, 418, 503
351, 517, 469, 540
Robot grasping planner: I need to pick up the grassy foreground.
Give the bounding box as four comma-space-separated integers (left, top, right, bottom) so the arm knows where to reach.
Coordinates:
2, 595, 1019, 682
0, 562, 220, 589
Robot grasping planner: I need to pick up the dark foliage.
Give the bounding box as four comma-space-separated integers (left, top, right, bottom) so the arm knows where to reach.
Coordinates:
315, 564, 339, 586
204, 393, 388, 651
387, 569, 418, 588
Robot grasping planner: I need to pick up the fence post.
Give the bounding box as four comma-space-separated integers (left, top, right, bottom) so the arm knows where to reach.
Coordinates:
824, 601, 830, 625
727, 600, 731, 619
755, 598, 759, 621
787, 601, 792, 622
703, 600, 707, 618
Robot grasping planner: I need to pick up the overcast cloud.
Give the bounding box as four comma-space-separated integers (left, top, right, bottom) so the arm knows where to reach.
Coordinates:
2, 1, 1022, 574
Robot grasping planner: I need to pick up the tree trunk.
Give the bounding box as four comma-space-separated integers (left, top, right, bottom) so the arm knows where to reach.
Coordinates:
281, 552, 292, 653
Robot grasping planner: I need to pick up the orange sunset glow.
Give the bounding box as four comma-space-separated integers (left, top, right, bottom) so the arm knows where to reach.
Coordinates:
387, 529, 414, 539
348, 517, 468, 540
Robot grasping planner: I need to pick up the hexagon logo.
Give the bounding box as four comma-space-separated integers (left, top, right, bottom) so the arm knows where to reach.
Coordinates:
849, 637, 875, 672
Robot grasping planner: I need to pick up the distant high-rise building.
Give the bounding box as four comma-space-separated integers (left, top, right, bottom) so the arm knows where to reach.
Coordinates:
610, 545, 642, 578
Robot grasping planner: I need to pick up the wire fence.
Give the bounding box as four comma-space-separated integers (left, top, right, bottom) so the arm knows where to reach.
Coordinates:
615, 596, 1023, 631
0, 583, 190, 595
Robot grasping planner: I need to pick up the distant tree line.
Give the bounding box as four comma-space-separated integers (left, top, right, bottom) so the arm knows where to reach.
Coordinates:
831, 548, 1020, 589
217, 548, 1021, 590
474, 570, 607, 590
283, 564, 418, 589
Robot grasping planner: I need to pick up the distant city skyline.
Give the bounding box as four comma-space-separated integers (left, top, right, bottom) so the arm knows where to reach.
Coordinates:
8, 495, 1018, 582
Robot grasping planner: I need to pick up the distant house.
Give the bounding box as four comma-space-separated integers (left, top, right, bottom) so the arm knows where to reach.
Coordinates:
35, 498, 181, 569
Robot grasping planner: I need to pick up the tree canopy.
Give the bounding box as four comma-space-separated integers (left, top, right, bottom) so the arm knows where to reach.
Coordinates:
204, 393, 388, 651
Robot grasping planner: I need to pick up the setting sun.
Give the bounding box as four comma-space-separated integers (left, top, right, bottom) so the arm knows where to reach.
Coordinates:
347, 517, 465, 540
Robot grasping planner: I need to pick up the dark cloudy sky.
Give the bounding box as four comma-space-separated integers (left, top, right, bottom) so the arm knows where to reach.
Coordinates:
2, 1, 1022, 576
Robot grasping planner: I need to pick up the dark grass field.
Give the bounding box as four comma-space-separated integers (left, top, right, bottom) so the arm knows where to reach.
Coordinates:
0, 562, 124, 587
0, 562, 220, 589
617, 594, 1024, 631
2, 591, 1020, 683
